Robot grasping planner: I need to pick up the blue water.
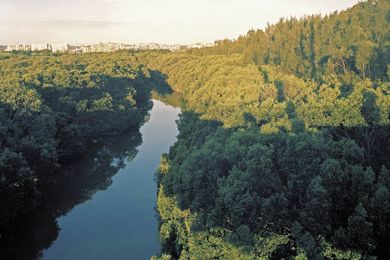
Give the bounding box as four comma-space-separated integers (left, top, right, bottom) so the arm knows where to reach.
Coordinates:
42, 100, 180, 260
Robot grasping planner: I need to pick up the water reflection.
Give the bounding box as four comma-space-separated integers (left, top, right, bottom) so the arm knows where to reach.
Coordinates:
1, 130, 142, 260
1, 100, 180, 260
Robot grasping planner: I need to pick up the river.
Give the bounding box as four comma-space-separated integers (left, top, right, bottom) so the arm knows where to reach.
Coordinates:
40, 100, 180, 260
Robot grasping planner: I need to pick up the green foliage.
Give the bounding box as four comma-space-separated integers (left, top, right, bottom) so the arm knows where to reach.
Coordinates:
2, 1, 390, 258
0, 51, 153, 228
152, 2, 390, 256
1, 128, 143, 259
157, 109, 389, 258
190, 0, 390, 82
146, 53, 389, 131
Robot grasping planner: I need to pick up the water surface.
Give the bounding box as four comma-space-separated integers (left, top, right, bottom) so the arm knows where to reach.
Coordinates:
42, 100, 180, 260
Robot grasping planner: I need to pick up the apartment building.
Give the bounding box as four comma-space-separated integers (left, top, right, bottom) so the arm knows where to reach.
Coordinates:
51, 43, 70, 52
31, 43, 49, 51
6, 44, 31, 51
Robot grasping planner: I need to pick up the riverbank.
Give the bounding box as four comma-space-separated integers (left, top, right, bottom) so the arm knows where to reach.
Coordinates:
1, 100, 180, 260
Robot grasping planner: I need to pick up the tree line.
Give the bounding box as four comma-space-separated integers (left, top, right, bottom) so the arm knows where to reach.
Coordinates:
0, 51, 153, 230
150, 1, 390, 259
190, 0, 390, 83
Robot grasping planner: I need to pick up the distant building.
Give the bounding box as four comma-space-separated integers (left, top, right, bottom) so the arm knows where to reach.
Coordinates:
81, 45, 91, 53
187, 42, 214, 49
6, 44, 19, 51
69, 46, 83, 54
31, 43, 49, 51
3, 41, 213, 54
51, 43, 70, 52
89, 42, 122, 53
203, 43, 215, 48
6, 44, 31, 51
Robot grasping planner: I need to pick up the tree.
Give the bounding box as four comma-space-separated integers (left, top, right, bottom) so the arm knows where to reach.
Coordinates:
347, 203, 373, 252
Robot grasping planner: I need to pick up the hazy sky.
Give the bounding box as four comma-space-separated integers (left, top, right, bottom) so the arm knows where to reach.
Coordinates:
0, 0, 359, 44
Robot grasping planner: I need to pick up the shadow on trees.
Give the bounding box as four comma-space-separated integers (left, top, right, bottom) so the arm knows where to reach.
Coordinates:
31, 72, 178, 161
148, 70, 173, 96
0, 128, 142, 260
0, 71, 170, 259
157, 108, 390, 259
147, 70, 186, 109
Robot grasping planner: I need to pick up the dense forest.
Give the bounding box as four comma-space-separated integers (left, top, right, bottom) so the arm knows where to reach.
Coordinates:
0, 52, 155, 233
190, 0, 390, 83
1, 0, 390, 259
1, 130, 142, 259
150, 1, 390, 259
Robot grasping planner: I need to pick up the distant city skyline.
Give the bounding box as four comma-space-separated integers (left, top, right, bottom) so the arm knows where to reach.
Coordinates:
3, 42, 211, 53
0, 0, 359, 45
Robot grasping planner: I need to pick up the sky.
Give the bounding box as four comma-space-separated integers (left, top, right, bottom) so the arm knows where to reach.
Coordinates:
0, 0, 360, 45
